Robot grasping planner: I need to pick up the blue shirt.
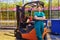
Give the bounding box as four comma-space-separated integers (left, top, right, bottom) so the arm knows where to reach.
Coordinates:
34, 11, 45, 25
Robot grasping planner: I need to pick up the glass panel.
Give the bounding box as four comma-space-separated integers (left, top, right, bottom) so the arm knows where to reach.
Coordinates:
2, 11, 7, 20
51, 0, 59, 19
51, 10, 58, 19
59, 11, 60, 19
9, 11, 15, 20
59, 0, 60, 19
51, 10, 58, 16
0, 12, 2, 20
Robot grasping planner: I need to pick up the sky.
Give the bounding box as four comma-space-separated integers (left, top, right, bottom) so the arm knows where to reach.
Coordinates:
0, 0, 30, 2
0, 0, 35, 4
0, 0, 48, 2
0, 0, 21, 3
0, 0, 49, 4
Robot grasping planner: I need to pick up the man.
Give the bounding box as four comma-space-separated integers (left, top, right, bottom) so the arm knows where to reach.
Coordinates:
34, 6, 46, 40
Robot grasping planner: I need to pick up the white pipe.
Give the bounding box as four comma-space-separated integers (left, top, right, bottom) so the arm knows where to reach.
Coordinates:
22, 0, 24, 6
49, 0, 52, 20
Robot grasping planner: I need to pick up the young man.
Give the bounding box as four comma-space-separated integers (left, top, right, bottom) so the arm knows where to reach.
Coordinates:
34, 6, 46, 40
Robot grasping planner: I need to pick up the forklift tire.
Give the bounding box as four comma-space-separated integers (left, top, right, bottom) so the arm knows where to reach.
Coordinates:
14, 29, 22, 39
14, 29, 29, 40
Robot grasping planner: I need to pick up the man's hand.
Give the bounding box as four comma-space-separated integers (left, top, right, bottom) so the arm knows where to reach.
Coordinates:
26, 19, 30, 23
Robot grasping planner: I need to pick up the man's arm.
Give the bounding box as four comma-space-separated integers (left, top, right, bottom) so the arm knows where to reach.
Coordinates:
34, 16, 46, 20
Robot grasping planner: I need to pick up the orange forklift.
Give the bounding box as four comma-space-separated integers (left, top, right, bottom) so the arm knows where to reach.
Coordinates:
14, 1, 44, 40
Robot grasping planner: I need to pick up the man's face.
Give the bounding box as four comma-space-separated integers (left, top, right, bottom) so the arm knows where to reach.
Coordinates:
37, 6, 42, 11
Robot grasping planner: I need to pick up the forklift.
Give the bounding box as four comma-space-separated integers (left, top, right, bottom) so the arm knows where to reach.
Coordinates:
14, 1, 44, 40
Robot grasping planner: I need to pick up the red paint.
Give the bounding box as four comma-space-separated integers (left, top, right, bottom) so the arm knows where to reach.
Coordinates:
22, 29, 38, 40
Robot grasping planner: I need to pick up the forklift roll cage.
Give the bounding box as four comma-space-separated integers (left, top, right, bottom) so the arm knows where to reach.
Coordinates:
16, 1, 44, 29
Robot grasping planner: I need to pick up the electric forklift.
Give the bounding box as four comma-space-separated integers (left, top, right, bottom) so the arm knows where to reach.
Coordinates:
14, 1, 44, 40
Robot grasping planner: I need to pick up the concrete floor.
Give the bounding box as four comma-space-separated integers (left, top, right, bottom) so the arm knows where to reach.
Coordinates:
46, 33, 60, 40
0, 29, 60, 40
0, 30, 15, 40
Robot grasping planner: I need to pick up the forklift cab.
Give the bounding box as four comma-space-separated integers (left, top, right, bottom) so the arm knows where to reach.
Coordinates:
15, 1, 44, 40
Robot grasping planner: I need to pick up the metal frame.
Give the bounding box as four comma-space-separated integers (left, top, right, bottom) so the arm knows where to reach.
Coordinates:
16, 1, 44, 30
